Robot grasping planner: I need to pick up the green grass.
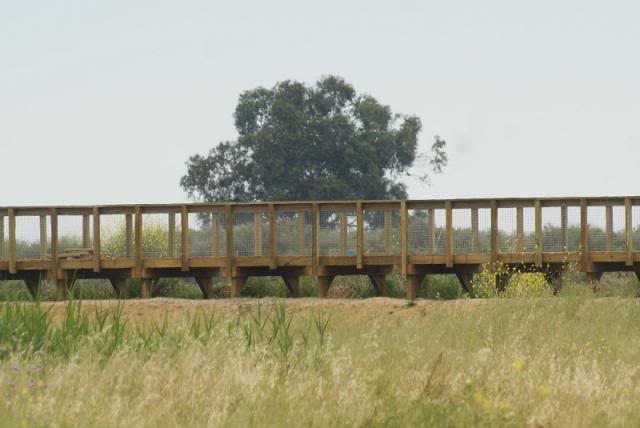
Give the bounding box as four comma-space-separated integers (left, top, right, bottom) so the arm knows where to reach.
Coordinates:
2, 294, 640, 426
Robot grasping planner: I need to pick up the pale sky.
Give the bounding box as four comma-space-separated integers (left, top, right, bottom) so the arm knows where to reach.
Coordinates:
2, 0, 639, 206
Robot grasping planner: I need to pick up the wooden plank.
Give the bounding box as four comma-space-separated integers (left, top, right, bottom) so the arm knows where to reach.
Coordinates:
560, 205, 568, 250
134, 206, 143, 277
254, 212, 263, 256
516, 207, 524, 252
400, 200, 408, 276
383, 210, 392, 254
8, 209, 16, 273
339, 211, 347, 256
211, 213, 219, 257
225, 204, 233, 274
50, 209, 58, 277
269, 203, 276, 269
356, 201, 363, 269
471, 208, 478, 252
580, 199, 589, 270
311, 203, 319, 276
39, 215, 47, 259
490, 200, 498, 263
168, 213, 176, 257
445, 201, 453, 267
625, 198, 633, 266
0, 215, 4, 259
181, 205, 189, 272
92, 207, 100, 272
605, 205, 613, 251
298, 211, 306, 255
82, 214, 91, 248
125, 214, 133, 258
428, 208, 436, 253
534, 200, 542, 266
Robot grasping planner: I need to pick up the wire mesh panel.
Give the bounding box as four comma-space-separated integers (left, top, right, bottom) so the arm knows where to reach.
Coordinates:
319, 210, 356, 256
364, 209, 400, 255
498, 207, 535, 253
633, 206, 640, 251
452, 208, 492, 254
541, 206, 581, 252
233, 211, 270, 257
15, 216, 49, 259
100, 214, 133, 259
142, 213, 181, 258
587, 205, 626, 251
276, 210, 311, 256
57, 215, 91, 254
407, 208, 445, 255
588, 206, 607, 251
188, 211, 227, 257
0, 215, 7, 260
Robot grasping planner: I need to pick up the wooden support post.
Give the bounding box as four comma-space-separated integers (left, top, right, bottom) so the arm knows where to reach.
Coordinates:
109, 278, 128, 299
368, 275, 387, 296
254, 212, 263, 256
134, 207, 143, 278
92, 207, 100, 272
406, 274, 422, 300
445, 201, 453, 268
55, 278, 65, 301
456, 272, 474, 295
560, 205, 568, 251
181, 205, 189, 272
225, 204, 233, 276
605, 205, 613, 252
39, 214, 47, 259
298, 211, 306, 255
495, 272, 511, 294
544, 271, 564, 295
339, 211, 347, 256
535, 200, 542, 266
312, 203, 319, 276
82, 214, 91, 248
580, 199, 589, 271
141, 278, 153, 299
24, 275, 40, 299
125, 213, 133, 258
195, 277, 214, 299
231, 276, 246, 298
283, 276, 300, 297
428, 208, 436, 253
516, 206, 524, 252
269, 204, 277, 269
471, 208, 478, 252
50, 208, 58, 285
8, 208, 16, 274
400, 201, 408, 277
211, 213, 220, 257
168, 213, 176, 257
625, 198, 633, 266
356, 201, 363, 269
383, 210, 392, 254
317, 276, 333, 298
490, 201, 498, 264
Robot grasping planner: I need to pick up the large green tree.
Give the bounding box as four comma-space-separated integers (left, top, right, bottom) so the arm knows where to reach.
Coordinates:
181, 76, 446, 201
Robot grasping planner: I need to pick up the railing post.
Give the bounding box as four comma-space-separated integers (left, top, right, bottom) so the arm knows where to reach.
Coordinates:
82, 214, 91, 248
211, 212, 219, 257
625, 198, 633, 266
181, 205, 189, 272
92, 207, 100, 272
535, 200, 542, 266
470, 208, 478, 252
516, 206, 524, 252
125, 213, 133, 258
339, 211, 347, 256
168, 213, 176, 257
400, 200, 407, 277
428, 208, 436, 253
490, 200, 498, 264
39, 214, 47, 259
254, 212, 263, 256
356, 201, 363, 269
298, 211, 306, 255
605, 204, 613, 251
445, 201, 453, 268
50, 208, 58, 277
8, 208, 16, 274
580, 199, 589, 271
134, 206, 143, 278
383, 209, 392, 254
269, 203, 276, 269
560, 205, 568, 251
225, 204, 233, 275
0, 214, 4, 260
311, 203, 319, 276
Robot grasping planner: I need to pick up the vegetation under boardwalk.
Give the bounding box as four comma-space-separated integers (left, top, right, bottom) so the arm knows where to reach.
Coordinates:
1, 197, 639, 299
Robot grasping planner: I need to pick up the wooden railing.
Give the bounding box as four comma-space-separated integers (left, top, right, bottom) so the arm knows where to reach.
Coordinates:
1, 197, 639, 297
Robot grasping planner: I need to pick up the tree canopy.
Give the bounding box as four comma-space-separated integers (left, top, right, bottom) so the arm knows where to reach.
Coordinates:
181, 75, 447, 202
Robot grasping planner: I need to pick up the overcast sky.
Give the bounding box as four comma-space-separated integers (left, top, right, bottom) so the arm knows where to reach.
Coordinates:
2, 0, 639, 206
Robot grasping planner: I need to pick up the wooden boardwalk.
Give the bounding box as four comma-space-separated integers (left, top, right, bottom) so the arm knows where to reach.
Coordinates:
1, 197, 639, 299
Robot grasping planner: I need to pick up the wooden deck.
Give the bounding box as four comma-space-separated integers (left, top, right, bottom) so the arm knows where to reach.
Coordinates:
1, 197, 639, 299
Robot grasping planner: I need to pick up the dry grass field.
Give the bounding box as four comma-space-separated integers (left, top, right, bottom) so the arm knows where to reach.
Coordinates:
1, 294, 640, 427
